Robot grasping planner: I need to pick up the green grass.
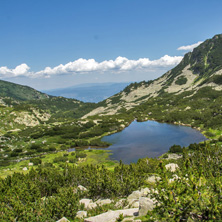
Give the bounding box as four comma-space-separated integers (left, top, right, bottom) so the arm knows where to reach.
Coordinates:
0, 149, 117, 178
79, 149, 118, 170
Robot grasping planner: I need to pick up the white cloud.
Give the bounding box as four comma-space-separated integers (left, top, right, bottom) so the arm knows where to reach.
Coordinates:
0, 55, 183, 78
0, 64, 31, 77
177, 41, 203, 51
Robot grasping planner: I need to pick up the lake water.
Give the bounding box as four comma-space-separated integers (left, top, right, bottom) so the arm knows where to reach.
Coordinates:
101, 120, 206, 164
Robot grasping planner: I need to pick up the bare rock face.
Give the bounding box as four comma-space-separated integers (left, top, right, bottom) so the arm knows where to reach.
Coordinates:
138, 197, 155, 216
84, 208, 138, 222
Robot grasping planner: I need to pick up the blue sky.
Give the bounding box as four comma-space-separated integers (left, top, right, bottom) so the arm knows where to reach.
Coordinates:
0, 0, 222, 90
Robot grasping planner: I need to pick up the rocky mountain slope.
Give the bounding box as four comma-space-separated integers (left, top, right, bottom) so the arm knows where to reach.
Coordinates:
84, 34, 222, 118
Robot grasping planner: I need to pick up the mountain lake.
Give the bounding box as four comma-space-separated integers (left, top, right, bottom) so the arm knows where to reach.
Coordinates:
100, 120, 206, 164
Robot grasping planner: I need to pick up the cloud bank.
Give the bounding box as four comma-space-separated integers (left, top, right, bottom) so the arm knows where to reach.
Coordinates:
0, 55, 183, 78
177, 41, 203, 51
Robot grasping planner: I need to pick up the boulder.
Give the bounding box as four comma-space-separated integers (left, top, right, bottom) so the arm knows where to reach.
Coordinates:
76, 211, 87, 219
165, 163, 179, 172
57, 217, 70, 222
84, 208, 138, 222
139, 197, 155, 216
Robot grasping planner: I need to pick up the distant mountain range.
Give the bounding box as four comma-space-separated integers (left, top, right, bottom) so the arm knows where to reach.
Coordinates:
42, 82, 131, 103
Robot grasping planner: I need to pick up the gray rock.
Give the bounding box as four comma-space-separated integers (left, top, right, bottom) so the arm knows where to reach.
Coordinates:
84, 208, 138, 222
96, 198, 112, 206
139, 197, 155, 216
165, 163, 179, 172
57, 217, 70, 222
76, 211, 87, 219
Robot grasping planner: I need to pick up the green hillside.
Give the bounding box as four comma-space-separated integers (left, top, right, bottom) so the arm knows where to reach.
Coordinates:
0, 79, 50, 101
